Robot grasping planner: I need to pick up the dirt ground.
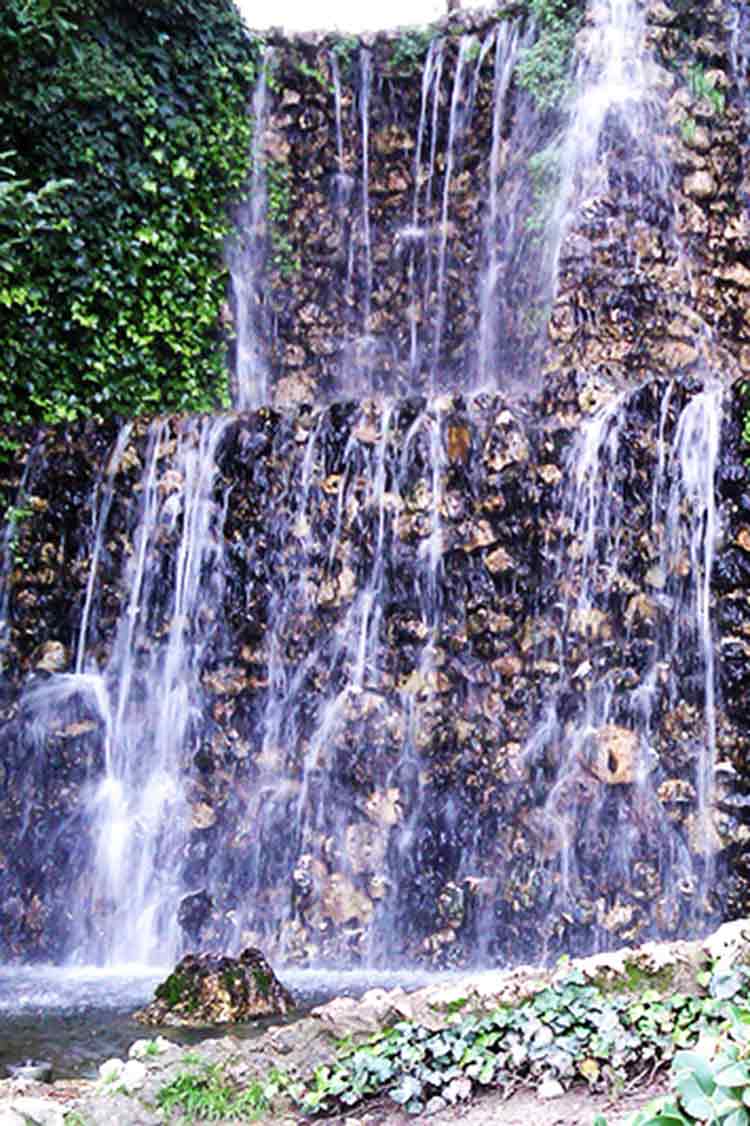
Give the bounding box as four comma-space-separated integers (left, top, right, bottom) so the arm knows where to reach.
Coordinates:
322, 1075, 671, 1125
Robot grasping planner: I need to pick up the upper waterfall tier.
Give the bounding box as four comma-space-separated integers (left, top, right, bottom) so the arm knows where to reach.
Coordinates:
225, 0, 749, 408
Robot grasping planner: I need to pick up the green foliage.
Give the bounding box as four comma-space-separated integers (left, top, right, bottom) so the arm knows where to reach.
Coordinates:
266, 161, 300, 278
680, 115, 698, 144
624, 1007, 750, 1124
687, 63, 725, 115
291, 965, 750, 1119
331, 35, 360, 78
388, 29, 435, 74
5, 499, 33, 566
157, 1059, 276, 1122
516, 0, 581, 112
0, 0, 259, 425
297, 59, 331, 92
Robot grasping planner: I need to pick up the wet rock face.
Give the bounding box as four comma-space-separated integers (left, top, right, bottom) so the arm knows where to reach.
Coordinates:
134, 948, 294, 1026
3, 4, 750, 969
0, 375, 748, 969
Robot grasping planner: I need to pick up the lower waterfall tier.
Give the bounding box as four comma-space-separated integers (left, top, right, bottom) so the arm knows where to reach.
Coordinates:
1, 370, 749, 968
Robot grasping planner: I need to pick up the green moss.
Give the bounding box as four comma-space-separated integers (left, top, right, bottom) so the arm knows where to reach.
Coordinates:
252, 967, 271, 997
587, 960, 679, 997
156, 970, 191, 1007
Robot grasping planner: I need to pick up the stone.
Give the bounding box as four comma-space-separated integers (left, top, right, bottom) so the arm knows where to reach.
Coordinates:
538, 1079, 565, 1100
0, 1101, 64, 1126
683, 170, 716, 200
717, 263, 750, 289
446, 423, 471, 464
538, 463, 562, 486
190, 802, 216, 830
33, 641, 67, 673
133, 948, 294, 1026
485, 545, 513, 573
658, 340, 698, 369
0, 1110, 26, 1126
589, 725, 639, 784
322, 872, 373, 925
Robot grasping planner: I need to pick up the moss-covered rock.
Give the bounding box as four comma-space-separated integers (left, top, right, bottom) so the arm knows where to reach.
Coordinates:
133, 948, 295, 1027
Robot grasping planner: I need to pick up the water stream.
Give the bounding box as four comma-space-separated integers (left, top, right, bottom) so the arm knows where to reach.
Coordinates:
228, 48, 274, 410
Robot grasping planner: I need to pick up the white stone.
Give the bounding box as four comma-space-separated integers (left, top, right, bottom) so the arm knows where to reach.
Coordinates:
2, 1099, 65, 1126
98, 1057, 124, 1084
0, 1109, 26, 1126
538, 1079, 565, 1100
118, 1060, 147, 1093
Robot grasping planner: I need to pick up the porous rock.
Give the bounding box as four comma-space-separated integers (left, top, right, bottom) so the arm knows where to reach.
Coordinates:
133, 947, 294, 1026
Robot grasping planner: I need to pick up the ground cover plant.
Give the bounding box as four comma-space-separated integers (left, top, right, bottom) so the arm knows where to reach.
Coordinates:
281, 963, 750, 1119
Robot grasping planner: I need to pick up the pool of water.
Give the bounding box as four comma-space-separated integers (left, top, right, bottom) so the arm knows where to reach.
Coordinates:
0, 965, 439, 1080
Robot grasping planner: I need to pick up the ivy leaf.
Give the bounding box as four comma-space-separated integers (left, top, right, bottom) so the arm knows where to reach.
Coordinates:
672, 1051, 716, 1095
389, 1075, 423, 1105
675, 1075, 715, 1119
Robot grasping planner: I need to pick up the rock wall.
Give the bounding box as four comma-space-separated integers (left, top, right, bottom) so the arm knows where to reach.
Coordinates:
3, 0, 750, 967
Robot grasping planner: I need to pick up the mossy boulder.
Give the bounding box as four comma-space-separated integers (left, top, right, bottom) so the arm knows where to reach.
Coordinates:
133, 948, 295, 1026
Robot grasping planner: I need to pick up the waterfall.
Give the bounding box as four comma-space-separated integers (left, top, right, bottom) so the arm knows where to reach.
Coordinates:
477, 22, 522, 388
2, 0, 744, 970
228, 48, 273, 410
547, 0, 651, 285
20, 418, 229, 964
515, 383, 723, 953
406, 37, 444, 384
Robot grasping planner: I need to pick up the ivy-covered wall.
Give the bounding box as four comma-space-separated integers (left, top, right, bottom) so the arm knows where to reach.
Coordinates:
0, 0, 258, 425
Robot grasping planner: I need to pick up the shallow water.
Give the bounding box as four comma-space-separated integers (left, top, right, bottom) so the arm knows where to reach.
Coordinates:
0, 965, 439, 1080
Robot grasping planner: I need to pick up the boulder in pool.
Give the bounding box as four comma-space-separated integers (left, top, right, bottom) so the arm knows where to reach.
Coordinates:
133, 947, 294, 1026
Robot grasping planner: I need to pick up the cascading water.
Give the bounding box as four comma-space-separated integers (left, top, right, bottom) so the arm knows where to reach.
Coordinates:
3, 0, 746, 972
228, 48, 274, 410
18, 418, 229, 964
509, 382, 724, 954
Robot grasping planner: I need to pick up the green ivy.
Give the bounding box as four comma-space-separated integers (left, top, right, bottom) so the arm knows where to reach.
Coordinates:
516, 0, 582, 112
289, 965, 750, 1119
0, 0, 259, 425
266, 160, 300, 279
388, 29, 436, 74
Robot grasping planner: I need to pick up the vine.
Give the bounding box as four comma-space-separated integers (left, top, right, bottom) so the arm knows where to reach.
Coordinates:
0, 0, 259, 425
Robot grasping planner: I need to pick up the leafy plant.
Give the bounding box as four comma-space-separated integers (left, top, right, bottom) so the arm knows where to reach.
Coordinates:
388, 29, 435, 74
290, 964, 750, 1119
331, 35, 360, 78
622, 1011, 750, 1124
157, 1059, 276, 1122
0, 0, 258, 425
266, 160, 300, 278
680, 115, 698, 144
297, 59, 332, 92
516, 0, 581, 112
687, 63, 725, 115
